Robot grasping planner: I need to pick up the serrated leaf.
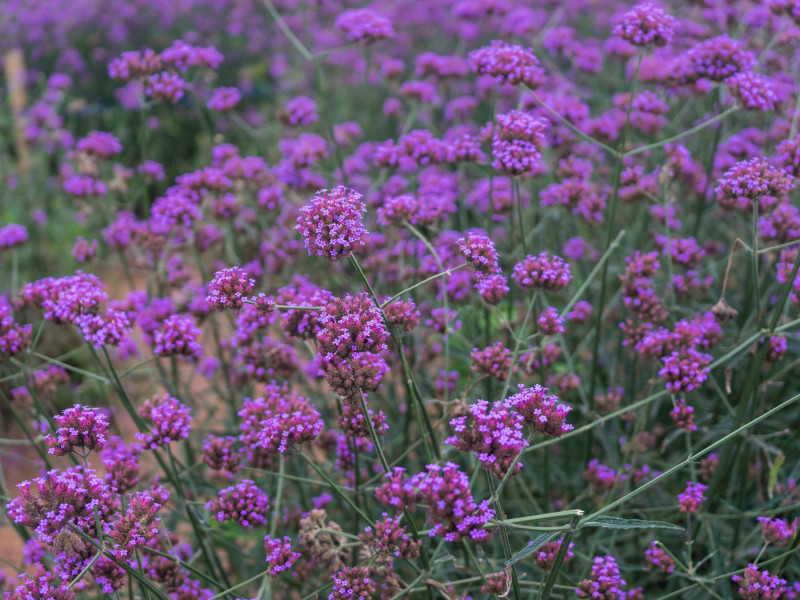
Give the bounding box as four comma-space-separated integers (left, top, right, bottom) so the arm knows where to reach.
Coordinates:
768, 454, 785, 499
582, 516, 683, 532
505, 531, 562, 567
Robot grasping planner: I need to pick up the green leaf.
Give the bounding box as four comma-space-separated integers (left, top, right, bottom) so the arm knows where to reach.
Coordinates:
582, 516, 683, 532
505, 531, 562, 567
768, 454, 785, 499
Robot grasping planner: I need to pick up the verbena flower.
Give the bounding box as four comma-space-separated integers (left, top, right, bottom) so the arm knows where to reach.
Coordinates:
678, 481, 708, 513
644, 541, 675, 574
136, 394, 192, 449
263, 536, 300, 578
44, 404, 109, 456
410, 462, 495, 541
613, 3, 677, 47
445, 399, 528, 478
297, 186, 368, 262
469, 40, 546, 88
206, 480, 269, 527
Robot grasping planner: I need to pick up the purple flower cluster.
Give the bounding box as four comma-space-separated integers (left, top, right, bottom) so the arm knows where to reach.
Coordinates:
512, 252, 572, 291
506, 384, 573, 438
678, 481, 708, 513
206, 479, 270, 527
643, 541, 675, 574
0, 223, 30, 249
716, 157, 794, 212
360, 514, 421, 560
446, 399, 528, 478
576, 555, 628, 599
335, 9, 394, 43
296, 186, 368, 262
153, 314, 203, 361
468, 40, 546, 89
136, 394, 192, 449
206, 267, 255, 313
613, 3, 677, 47
105, 491, 162, 560
263, 535, 300, 578
44, 404, 109, 456
411, 463, 495, 542
732, 564, 789, 599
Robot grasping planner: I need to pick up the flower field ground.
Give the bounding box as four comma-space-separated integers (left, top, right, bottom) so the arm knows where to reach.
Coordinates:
1, 1, 800, 599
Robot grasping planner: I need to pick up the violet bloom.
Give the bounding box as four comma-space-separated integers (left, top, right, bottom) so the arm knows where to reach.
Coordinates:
716, 157, 794, 212
659, 348, 712, 393
202, 435, 242, 474
446, 399, 528, 478
377, 194, 419, 226
512, 252, 572, 291
492, 110, 548, 176
136, 394, 192, 449
534, 540, 574, 570
76, 308, 132, 348
576, 555, 627, 599
44, 404, 109, 456
456, 233, 500, 275
153, 314, 203, 361
727, 72, 778, 112
757, 516, 797, 546
105, 492, 162, 560
14, 573, 75, 600
1, 305, 34, 359
264, 536, 300, 578
145, 72, 187, 103
335, 9, 395, 43
330, 567, 376, 600
206, 479, 269, 527
296, 186, 368, 262
360, 513, 421, 560
206, 267, 255, 313
0, 224, 29, 249
669, 399, 696, 431
255, 390, 324, 454
678, 481, 708, 513
375, 467, 417, 514
63, 175, 107, 198
282, 96, 319, 126
680, 35, 755, 83
506, 384, 573, 437
411, 462, 496, 541
471, 342, 514, 381
77, 131, 122, 159
732, 564, 788, 599
71, 237, 98, 262
613, 3, 677, 47
108, 49, 162, 80
644, 540, 675, 574
207, 87, 241, 112
468, 40, 546, 89
476, 273, 510, 305
538, 306, 565, 336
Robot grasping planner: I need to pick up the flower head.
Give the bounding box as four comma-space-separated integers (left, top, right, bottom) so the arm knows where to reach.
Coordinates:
297, 186, 368, 262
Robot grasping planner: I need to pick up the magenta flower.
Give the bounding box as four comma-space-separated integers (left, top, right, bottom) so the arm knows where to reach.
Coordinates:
411, 463, 495, 542
207, 87, 241, 112
264, 535, 300, 578
446, 399, 528, 478
0, 223, 29, 249
613, 3, 677, 47
206, 479, 269, 528
206, 267, 255, 313
44, 404, 109, 456
136, 394, 192, 449
296, 186, 368, 262
678, 481, 708, 513
512, 252, 572, 291
469, 40, 546, 89
507, 384, 573, 437
335, 9, 394, 43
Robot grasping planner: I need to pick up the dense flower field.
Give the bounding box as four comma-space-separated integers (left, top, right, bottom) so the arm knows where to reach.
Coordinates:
1, 0, 800, 598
